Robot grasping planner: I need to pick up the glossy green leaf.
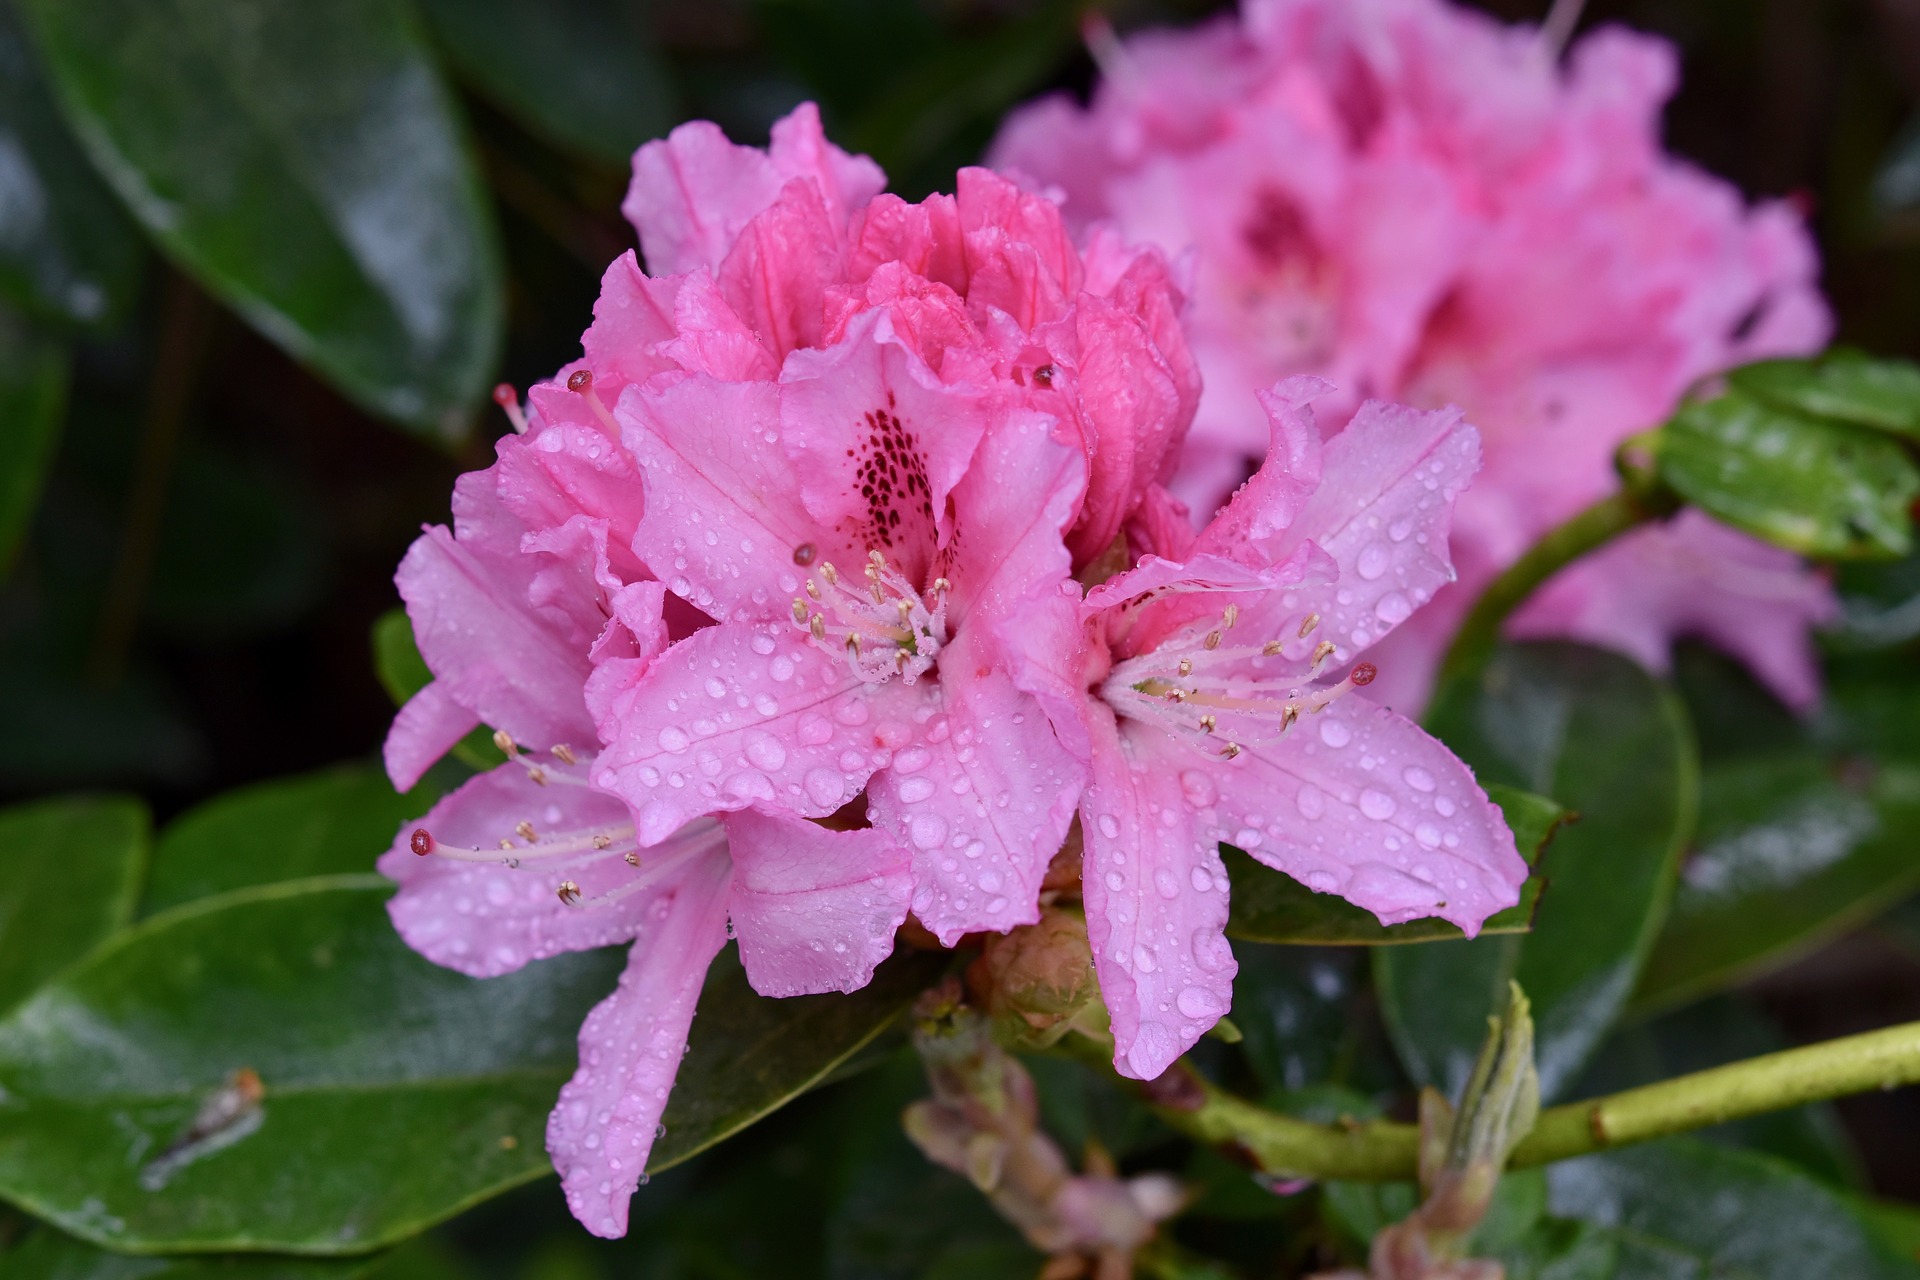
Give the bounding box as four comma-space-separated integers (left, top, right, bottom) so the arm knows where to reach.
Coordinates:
15, 0, 503, 435
1377, 643, 1697, 1099
1491, 1218, 1618, 1280
1537, 1139, 1920, 1278
1634, 753, 1920, 1012
0, 878, 938, 1251
5, 1227, 385, 1278
1731, 350, 1920, 442
1225, 785, 1565, 945
370, 606, 500, 772
0, 0, 142, 328
417, 0, 673, 165
141, 764, 429, 915
0, 794, 147, 1016
1828, 550, 1920, 652
1654, 392, 1919, 559
1854, 1195, 1920, 1266
0, 306, 66, 573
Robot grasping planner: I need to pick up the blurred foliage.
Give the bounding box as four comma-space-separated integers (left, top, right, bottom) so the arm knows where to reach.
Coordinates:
2, 0, 1920, 1276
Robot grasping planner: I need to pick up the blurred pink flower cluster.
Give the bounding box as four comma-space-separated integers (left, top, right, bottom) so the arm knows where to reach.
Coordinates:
379, 99, 1522, 1236
992, 0, 1836, 710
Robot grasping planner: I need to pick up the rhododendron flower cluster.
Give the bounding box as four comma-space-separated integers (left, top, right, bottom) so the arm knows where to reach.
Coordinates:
991, 0, 1837, 710
378, 102, 1522, 1239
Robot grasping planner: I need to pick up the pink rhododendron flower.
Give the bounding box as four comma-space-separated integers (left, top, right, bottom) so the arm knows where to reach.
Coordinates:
380, 371, 911, 1239
1012, 378, 1526, 1080
581, 104, 1199, 948
991, 0, 1836, 711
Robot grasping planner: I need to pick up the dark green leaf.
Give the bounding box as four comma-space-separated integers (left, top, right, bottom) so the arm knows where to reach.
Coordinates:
1731, 350, 1920, 441
1852, 1195, 1920, 1266
1491, 1217, 1619, 1280
15, 0, 503, 434
0, 0, 142, 328
0, 306, 66, 574
417, 0, 673, 165
4, 1226, 387, 1278
1654, 391, 1918, 559
1377, 643, 1697, 1099
1827, 550, 1920, 652
0, 879, 937, 1251
0, 880, 618, 1251
0, 794, 146, 1016
647, 945, 944, 1173
1540, 1139, 1920, 1278
370, 606, 501, 772
1225, 784, 1564, 946
141, 764, 429, 914
1635, 753, 1920, 1012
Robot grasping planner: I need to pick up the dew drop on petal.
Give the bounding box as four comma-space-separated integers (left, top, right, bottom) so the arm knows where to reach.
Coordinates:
1319, 719, 1352, 749
1359, 789, 1397, 820
1176, 986, 1225, 1019
1296, 784, 1326, 819
803, 768, 845, 808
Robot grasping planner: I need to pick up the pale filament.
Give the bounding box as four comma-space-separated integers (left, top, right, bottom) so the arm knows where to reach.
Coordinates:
791, 549, 948, 684
412, 816, 726, 911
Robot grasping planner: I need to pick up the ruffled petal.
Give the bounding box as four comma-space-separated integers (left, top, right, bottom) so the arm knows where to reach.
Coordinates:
1209, 694, 1525, 936
1080, 710, 1237, 1080
547, 850, 732, 1238
383, 680, 478, 792
591, 621, 931, 844
723, 807, 912, 996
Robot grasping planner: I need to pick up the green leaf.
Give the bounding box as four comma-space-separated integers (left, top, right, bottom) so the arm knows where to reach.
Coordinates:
0, 0, 143, 328
1376, 643, 1697, 1099
1853, 1195, 1920, 1266
141, 764, 430, 915
1828, 550, 1920, 652
647, 945, 944, 1174
15, 0, 503, 435
1653, 391, 1919, 560
0, 879, 938, 1251
416, 0, 673, 165
1538, 1139, 1920, 1278
4, 1227, 386, 1278
370, 606, 501, 772
1731, 350, 1920, 442
0, 794, 147, 1017
0, 306, 67, 574
1225, 784, 1565, 946
1491, 1217, 1618, 1280
1634, 753, 1920, 1012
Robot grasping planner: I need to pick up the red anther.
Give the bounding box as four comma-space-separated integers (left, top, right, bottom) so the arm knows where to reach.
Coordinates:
491, 383, 517, 407
566, 369, 593, 393
1350, 662, 1377, 687
410, 828, 435, 856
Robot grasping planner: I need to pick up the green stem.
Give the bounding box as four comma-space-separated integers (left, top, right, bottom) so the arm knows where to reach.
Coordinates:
1091, 1019, 1920, 1181
1434, 489, 1657, 688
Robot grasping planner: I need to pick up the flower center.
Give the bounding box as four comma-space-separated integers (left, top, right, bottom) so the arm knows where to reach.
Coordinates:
1100, 606, 1376, 759
790, 548, 948, 685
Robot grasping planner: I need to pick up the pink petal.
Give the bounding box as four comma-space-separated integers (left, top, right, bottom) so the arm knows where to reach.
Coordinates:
723, 807, 911, 996
1212, 694, 1526, 936
617, 375, 822, 624
779, 314, 990, 588
395, 524, 595, 752
547, 850, 732, 1239
1081, 711, 1236, 1080
591, 621, 929, 845
1189, 376, 1328, 563
379, 761, 719, 977
868, 648, 1085, 945
954, 167, 1084, 330
943, 405, 1086, 630
718, 179, 843, 359
576, 252, 684, 391
383, 680, 478, 791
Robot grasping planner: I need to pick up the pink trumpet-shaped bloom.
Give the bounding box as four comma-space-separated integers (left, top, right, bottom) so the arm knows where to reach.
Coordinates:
1013, 378, 1526, 1080
380, 360, 910, 1238
583, 105, 1199, 948
991, 0, 1836, 712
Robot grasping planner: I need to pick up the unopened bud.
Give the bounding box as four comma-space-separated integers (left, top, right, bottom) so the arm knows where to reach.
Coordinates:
968, 906, 1106, 1050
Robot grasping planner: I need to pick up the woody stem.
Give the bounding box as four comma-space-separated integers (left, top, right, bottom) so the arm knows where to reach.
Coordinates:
1076, 1019, 1920, 1180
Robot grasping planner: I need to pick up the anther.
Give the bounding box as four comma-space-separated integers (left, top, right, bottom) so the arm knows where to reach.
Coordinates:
527, 766, 548, 786
410, 828, 435, 857
869, 550, 886, 567
493, 729, 518, 757
591, 834, 612, 850
1222, 742, 1242, 759
1205, 630, 1222, 650
792, 598, 809, 624
1310, 640, 1336, 673
550, 744, 577, 765
820, 562, 839, 585
1199, 714, 1216, 733
557, 881, 582, 906
1298, 612, 1321, 639
565, 370, 593, 393
1262, 640, 1284, 656
492, 384, 528, 434
931, 577, 951, 594
516, 821, 538, 843
499, 838, 514, 850
810, 616, 827, 641
804, 579, 821, 601
624, 851, 639, 866
793, 543, 816, 566
1281, 705, 1300, 730
1222, 605, 1239, 629
1177, 658, 1193, 676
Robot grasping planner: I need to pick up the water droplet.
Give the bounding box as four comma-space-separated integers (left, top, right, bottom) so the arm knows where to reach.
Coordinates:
657, 726, 690, 754
1104, 870, 1126, 891
1375, 592, 1412, 625
1306, 870, 1336, 892
893, 747, 931, 774
704, 677, 727, 699
1154, 867, 1180, 898
1189, 866, 1214, 892
897, 776, 937, 804
1356, 543, 1389, 580
1179, 770, 1218, 806
1415, 823, 1443, 848
1097, 813, 1121, 839
1132, 945, 1158, 973
1435, 796, 1457, 817
1319, 720, 1351, 749
1359, 789, 1397, 820
804, 768, 845, 808
833, 699, 870, 727
797, 713, 833, 746
1176, 986, 1225, 1018
1403, 765, 1436, 792
1296, 784, 1326, 819
745, 733, 787, 772
750, 635, 776, 655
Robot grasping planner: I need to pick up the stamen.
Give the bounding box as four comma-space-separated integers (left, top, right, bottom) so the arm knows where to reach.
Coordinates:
1205, 630, 1222, 650
492, 384, 528, 434
1309, 640, 1336, 675
1262, 640, 1284, 656
793, 543, 816, 566
493, 730, 518, 757
411, 828, 434, 857
1222, 605, 1239, 629
788, 544, 948, 685
557, 881, 582, 906
1298, 612, 1321, 639
1177, 658, 1193, 676
564, 368, 620, 435
550, 744, 577, 765
592, 835, 612, 850
624, 851, 639, 866
515, 821, 538, 843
